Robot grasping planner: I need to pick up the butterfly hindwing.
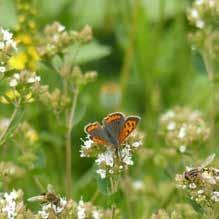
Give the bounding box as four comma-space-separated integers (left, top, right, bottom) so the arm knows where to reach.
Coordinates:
103, 112, 125, 145
85, 122, 111, 145
118, 116, 140, 144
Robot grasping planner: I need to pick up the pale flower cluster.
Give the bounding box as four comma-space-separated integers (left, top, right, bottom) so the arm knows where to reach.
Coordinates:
38, 197, 67, 219
0, 28, 17, 52
0, 190, 24, 219
188, 0, 218, 29
0, 27, 17, 76
9, 71, 40, 88
159, 107, 210, 153
76, 199, 113, 219
175, 155, 219, 207
37, 22, 93, 57
80, 130, 144, 179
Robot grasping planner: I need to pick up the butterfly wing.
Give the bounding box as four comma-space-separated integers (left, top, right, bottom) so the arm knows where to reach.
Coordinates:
103, 112, 125, 146
84, 122, 111, 145
118, 116, 140, 144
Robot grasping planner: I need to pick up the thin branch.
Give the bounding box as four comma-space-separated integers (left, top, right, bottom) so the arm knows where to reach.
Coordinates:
65, 86, 79, 197
0, 99, 21, 145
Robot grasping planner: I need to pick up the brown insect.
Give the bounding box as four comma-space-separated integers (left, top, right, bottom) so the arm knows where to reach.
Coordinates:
184, 154, 215, 182
28, 185, 60, 206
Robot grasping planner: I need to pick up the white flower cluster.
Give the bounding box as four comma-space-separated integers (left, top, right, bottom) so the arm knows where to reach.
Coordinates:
9, 72, 41, 88
0, 28, 17, 51
76, 199, 102, 219
160, 107, 209, 153
0, 28, 17, 76
38, 197, 67, 219
188, 0, 218, 29
81, 134, 142, 179
175, 160, 219, 206
211, 191, 219, 202
37, 22, 71, 57
0, 190, 20, 219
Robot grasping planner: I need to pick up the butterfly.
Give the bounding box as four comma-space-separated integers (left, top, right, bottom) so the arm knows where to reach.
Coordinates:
84, 112, 140, 148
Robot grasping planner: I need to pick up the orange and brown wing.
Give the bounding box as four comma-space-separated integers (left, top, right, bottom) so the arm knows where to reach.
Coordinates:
118, 116, 140, 144
103, 112, 125, 142
103, 112, 125, 124
84, 122, 111, 145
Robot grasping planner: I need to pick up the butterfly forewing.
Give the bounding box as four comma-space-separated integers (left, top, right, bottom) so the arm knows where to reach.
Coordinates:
118, 116, 140, 144
85, 122, 111, 145
103, 112, 125, 145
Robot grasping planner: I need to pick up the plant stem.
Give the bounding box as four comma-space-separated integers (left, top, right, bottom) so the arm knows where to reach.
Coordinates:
120, 0, 139, 107
111, 205, 116, 219
65, 86, 79, 197
202, 50, 215, 148
0, 100, 21, 145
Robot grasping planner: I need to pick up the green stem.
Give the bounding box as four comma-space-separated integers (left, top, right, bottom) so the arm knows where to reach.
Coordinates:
111, 205, 116, 219
0, 100, 21, 144
65, 86, 79, 197
202, 50, 215, 148
120, 0, 139, 108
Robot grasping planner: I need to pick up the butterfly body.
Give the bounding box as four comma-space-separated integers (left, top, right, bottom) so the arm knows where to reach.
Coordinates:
85, 112, 140, 147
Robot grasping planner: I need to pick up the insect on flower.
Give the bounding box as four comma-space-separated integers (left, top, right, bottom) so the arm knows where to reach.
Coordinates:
84, 112, 141, 149
184, 154, 216, 182
28, 185, 60, 206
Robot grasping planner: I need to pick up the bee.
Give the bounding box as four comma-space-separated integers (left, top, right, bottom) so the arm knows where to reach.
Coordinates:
184, 154, 215, 182
28, 185, 60, 206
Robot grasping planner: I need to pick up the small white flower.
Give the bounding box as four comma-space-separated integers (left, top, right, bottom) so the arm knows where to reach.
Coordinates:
167, 121, 176, 131
9, 79, 18, 87
96, 150, 114, 167
36, 76, 41, 82
83, 139, 93, 149
179, 145, 187, 153
1, 190, 19, 219
211, 191, 219, 202
96, 169, 106, 179
196, 19, 205, 29
189, 183, 196, 189
56, 197, 67, 214
92, 209, 101, 219
190, 9, 199, 19
121, 145, 133, 166
161, 110, 175, 121
0, 66, 6, 73
178, 125, 187, 139
132, 141, 141, 148
13, 73, 20, 80
58, 24, 65, 32
6, 39, 17, 50
201, 172, 216, 184
109, 169, 114, 174
132, 180, 144, 191
27, 76, 36, 83
0, 42, 5, 49
195, 0, 204, 5
77, 200, 86, 219
197, 189, 204, 195
1, 29, 13, 41
38, 205, 50, 219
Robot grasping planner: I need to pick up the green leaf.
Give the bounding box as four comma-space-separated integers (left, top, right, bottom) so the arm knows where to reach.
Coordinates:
66, 41, 111, 65
187, 198, 204, 215
0, 107, 24, 146
51, 55, 63, 72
